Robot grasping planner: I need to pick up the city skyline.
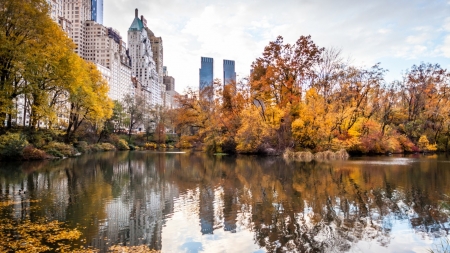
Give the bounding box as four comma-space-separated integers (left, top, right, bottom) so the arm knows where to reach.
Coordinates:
104, 0, 450, 93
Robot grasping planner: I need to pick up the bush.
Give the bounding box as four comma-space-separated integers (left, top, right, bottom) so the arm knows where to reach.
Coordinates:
89, 144, 103, 152
101, 143, 116, 151
74, 141, 90, 153
117, 139, 130, 150
43, 142, 78, 157
22, 145, 49, 160
144, 142, 157, 150
26, 130, 59, 148
108, 134, 120, 145
176, 136, 195, 149
129, 144, 136, 150
0, 133, 28, 159
46, 149, 64, 158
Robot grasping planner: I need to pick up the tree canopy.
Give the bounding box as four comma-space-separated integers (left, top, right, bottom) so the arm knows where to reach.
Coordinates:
174, 36, 450, 154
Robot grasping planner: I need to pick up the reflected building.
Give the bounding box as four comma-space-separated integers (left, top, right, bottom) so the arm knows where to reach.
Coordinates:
199, 57, 214, 91
223, 187, 238, 232
5, 152, 450, 252
199, 186, 215, 234
86, 154, 179, 251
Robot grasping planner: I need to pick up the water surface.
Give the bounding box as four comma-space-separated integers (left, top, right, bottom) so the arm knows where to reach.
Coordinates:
0, 152, 449, 252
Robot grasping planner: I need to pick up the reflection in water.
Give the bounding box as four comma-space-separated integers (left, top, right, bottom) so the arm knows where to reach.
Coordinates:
0, 152, 450, 252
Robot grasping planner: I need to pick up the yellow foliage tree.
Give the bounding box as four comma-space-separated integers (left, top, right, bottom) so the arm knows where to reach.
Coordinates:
0, 0, 60, 127
235, 105, 271, 153
66, 60, 112, 141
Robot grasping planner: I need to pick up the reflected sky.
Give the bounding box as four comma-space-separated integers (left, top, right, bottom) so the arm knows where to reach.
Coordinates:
0, 152, 449, 252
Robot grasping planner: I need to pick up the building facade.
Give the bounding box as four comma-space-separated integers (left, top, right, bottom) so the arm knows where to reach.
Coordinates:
47, 0, 63, 22
163, 76, 175, 91
199, 57, 214, 90
84, 21, 133, 101
128, 9, 161, 106
146, 27, 165, 106
223, 59, 236, 86
162, 67, 178, 109
61, 0, 92, 57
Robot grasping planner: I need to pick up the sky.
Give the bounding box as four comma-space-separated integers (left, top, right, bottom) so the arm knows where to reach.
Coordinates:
104, 0, 450, 93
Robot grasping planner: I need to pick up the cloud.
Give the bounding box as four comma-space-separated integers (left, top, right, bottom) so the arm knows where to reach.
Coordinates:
442, 36, 450, 58
444, 18, 450, 32
104, 0, 450, 92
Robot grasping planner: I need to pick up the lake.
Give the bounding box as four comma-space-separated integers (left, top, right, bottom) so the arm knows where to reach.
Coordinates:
0, 151, 449, 252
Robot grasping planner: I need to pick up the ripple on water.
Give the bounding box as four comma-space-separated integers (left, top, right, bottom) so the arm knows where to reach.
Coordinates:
347, 158, 417, 166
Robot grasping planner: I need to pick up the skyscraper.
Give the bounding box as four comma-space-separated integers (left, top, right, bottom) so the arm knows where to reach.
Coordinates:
91, 0, 103, 24
199, 57, 214, 90
128, 8, 160, 106
223, 60, 236, 86
146, 27, 165, 104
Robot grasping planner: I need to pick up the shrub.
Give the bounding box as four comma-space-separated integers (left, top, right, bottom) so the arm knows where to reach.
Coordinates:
101, 143, 116, 151
0, 133, 28, 159
26, 130, 58, 148
176, 136, 195, 149
108, 134, 120, 144
129, 144, 136, 150
117, 139, 130, 150
74, 141, 90, 153
22, 145, 49, 160
46, 149, 64, 158
144, 142, 157, 150
89, 144, 103, 152
159, 143, 167, 149
43, 142, 78, 157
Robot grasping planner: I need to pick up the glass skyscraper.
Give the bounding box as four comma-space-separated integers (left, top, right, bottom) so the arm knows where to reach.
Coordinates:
91, 0, 103, 24
223, 60, 236, 85
199, 57, 214, 90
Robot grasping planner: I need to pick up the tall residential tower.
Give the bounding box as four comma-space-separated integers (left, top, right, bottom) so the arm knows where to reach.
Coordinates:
128, 9, 161, 106
85, 21, 132, 101
223, 60, 236, 86
61, 0, 91, 57
199, 57, 214, 90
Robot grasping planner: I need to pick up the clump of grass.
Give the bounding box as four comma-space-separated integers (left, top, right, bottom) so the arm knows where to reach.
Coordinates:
283, 149, 349, 162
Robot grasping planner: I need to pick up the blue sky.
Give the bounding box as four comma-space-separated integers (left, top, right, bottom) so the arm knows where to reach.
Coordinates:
105, 0, 450, 93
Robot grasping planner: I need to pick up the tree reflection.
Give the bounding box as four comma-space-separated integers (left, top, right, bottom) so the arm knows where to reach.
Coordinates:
0, 153, 449, 252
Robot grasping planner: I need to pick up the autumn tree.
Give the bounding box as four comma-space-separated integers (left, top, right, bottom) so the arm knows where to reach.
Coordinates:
65, 60, 112, 141
122, 93, 145, 141
250, 35, 324, 109
235, 105, 271, 153
398, 63, 450, 142
111, 100, 127, 132
22, 18, 77, 129
0, 0, 58, 127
